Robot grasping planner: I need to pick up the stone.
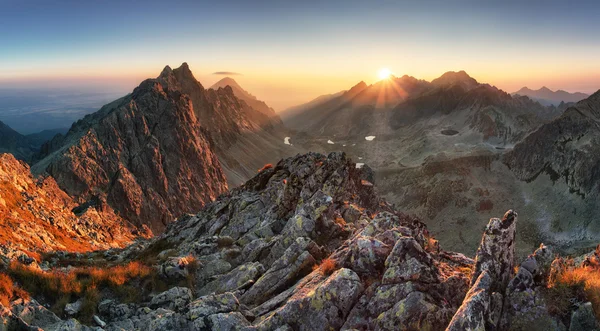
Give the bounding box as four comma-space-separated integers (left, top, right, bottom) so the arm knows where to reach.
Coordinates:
93, 315, 106, 327
570, 302, 600, 331
241, 238, 319, 305
198, 262, 264, 297
64, 299, 83, 316
150, 287, 193, 311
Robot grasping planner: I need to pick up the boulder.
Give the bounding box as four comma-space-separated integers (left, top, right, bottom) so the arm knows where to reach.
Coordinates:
150, 287, 193, 311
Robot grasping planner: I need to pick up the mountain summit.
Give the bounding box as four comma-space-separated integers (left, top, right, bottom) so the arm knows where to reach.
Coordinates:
210, 77, 279, 119
431, 70, 480, 90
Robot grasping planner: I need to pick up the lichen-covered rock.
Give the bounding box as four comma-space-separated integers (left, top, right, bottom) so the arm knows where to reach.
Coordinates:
569, 302, 600, 331
150, 287, 193, 311
382, 236, 439, 284
198, 262, 264, 297
241, 238, 319, 305
471, 210, 517, 291
253, 268, 363, 331
204, 312, 250, 331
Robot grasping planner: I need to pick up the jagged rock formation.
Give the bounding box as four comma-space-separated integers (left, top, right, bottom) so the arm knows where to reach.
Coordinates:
100, 152, 474, 330
210, 77, 281, 121
513, 86, 589, 106
447, 210, 517, 330
32, 66, 229, 233
0, 153, 140, 262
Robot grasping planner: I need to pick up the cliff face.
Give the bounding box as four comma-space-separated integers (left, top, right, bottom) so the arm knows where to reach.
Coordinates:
0, 153, 140, 258
33, 67, 229, 233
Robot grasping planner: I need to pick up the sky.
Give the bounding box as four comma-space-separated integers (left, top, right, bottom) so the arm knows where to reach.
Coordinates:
1, 0, 600, 111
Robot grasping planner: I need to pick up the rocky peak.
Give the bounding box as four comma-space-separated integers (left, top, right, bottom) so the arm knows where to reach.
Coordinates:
32, 65, 230, 233
346, 81, 368, 97
431, 70, 480, 91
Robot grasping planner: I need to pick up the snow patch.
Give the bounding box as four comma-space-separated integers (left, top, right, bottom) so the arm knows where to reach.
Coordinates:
356, 163, 364, 169
284, 137, 292, 145
365, 136, 376, 141
327, 140, 335, 144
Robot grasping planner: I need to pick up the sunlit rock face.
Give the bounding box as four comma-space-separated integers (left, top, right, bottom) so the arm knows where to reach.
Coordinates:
0, 153, 141, 258
33, 65, 229, 233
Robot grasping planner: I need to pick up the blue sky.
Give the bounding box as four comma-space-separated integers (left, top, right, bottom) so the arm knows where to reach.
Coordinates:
1, 0, 599, 109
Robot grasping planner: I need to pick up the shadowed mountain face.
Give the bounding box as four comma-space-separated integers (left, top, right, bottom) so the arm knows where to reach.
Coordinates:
283, 71, 559, 142
210, 77, 280, 122
513, 86, 589, 106
505, 90, 600, 195
0, 121, 36, 161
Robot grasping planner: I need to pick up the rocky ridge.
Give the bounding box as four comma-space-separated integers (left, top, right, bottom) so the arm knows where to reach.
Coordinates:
3, 152, 596, 330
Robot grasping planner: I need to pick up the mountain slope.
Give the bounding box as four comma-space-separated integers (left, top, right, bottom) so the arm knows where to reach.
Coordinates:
167, 64, 301, 187
513, 86, 589, 106
210, 77, 280, 121
0, 121, 35, 161
283, 75, 431, 137
25, 127, 69, 149
33, 66, 230, 232
0, 153, 140, 259
33, 63, 301, 231
505, 90, 600, 195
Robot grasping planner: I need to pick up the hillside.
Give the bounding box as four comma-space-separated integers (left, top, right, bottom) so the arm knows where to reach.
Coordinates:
0, 153, 142, 261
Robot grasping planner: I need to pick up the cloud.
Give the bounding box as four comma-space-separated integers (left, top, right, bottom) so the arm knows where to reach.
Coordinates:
213, 71, 242, 76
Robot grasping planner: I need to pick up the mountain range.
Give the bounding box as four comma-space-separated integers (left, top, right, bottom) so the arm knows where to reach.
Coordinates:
513, 86, 589, 106
2, 63, 600, 330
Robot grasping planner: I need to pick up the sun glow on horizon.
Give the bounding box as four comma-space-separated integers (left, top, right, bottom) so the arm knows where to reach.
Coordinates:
378, 68, 393, 80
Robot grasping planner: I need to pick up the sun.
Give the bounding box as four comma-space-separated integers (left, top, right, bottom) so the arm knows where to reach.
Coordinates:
378, 68, 392, 80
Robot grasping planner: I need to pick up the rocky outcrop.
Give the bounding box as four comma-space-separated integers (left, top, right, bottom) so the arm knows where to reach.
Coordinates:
0, 153, 139, 261
446, 210, 517, 330
88, 152, 473, 330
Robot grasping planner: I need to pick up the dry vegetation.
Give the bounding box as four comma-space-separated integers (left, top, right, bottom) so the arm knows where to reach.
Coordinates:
547, 265, 600, 320
258, 163, 274, 172
1, 258, 197, 324
313, 258, 338, 275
